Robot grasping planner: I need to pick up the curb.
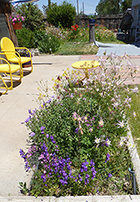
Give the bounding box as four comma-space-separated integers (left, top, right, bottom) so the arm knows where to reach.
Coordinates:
0, 195, 140, 202
128, 125, 140, 192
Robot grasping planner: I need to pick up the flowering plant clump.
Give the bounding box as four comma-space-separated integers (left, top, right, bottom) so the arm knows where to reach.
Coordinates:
19, 54, 138, 196
9, 14, 25, 24
71, 24, 79, 31
95, 25, 116, 42
67, 24, 81, 41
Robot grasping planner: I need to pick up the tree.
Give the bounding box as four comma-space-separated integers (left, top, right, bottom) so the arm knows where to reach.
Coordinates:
121, 0, 132, 13
16, 3, 45, 31
96, 0, 121, 15
43, 1, 76, 28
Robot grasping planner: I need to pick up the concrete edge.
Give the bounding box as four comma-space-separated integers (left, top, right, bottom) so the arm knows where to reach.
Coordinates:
0, 195, 136, 202
127, 125, 140, 192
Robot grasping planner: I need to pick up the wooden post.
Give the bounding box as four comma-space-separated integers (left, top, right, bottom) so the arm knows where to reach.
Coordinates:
5, 13, 18, 46
89, 19, 96, 44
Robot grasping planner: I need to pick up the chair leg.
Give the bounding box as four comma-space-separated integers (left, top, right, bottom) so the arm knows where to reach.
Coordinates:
31, 60, 33, 72
0, 75, 8, 94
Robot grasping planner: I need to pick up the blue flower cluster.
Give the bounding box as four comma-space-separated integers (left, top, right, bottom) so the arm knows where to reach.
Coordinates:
37, 141, 97, 187
19, 149, 30, 171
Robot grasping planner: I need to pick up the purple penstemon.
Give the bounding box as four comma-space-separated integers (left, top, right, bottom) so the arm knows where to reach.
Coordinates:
30, 132, 35, 137
105, 153, 110, 163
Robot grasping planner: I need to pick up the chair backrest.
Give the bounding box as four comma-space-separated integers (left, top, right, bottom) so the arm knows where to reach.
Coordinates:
1, 37, 16, 60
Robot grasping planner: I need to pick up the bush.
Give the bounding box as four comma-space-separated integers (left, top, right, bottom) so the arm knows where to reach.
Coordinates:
16, 28, 61, 53
44, 1, 76, 28
16, 27, 34, 48
20, 54, 138, 196
34, 30, 61, 53
15, 3, 45, 31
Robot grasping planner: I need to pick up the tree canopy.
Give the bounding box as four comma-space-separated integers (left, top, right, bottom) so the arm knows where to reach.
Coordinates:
43, 1, 76, 28
96, 0, 132, 15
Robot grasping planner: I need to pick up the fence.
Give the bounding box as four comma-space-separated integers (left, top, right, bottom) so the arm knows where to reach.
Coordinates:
75, 14, 124, 31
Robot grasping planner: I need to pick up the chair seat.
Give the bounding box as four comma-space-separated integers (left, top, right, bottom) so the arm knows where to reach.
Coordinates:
0, 64, 20, 73
9, 57, 31, 64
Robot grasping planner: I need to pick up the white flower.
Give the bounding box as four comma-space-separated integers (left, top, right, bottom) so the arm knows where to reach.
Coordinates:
95, 137, 100, 144
119, 141, 124, 146
117, 120, 125, 128
112, 102, 119, 108
127, 142, 135, 149
121, 137, 126, 142
82, 79, 88, 86
106, 139, 111, 146
131, 86, 139, 94
98, 119, 104, 127
133, 111, 136, 117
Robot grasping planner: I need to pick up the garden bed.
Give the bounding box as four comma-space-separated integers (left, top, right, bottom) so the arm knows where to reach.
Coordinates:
19, 54, 140, 196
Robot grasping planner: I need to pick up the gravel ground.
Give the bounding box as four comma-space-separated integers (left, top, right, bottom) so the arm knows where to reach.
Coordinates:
95, 40, 140, 56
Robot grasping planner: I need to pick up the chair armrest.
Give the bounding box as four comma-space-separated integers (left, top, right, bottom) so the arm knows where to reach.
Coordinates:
15, 47, 32, 57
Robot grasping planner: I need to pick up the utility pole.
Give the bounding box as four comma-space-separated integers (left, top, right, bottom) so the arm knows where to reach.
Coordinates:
82, 2, 84, 14
77, 0, 79, 15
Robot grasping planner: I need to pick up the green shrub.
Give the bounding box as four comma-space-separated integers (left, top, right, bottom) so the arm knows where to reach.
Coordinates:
16, 28, 61, 53
44, 1, 76, 28
34, 30, 61, 53
16, 27, 34, 48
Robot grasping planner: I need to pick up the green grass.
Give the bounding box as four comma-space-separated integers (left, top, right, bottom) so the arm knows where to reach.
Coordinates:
125, 85, 140, 156
54, 38, 132, 55
55, 42, 98, 55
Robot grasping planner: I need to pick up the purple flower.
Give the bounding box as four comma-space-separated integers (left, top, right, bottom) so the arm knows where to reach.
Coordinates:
105, 153, 110, 163
50, 135, 54, 141
30, 132, 35, 137
41, 174, 46, 182
86, 174, 90, 179
46, 98, 52, 103
25, 116, 31, 123
90, 159, 95, 167
75, 128, 79, 134
80, 160, 89, 172
59, 179, 68, 185
46, 134, 49, 138
70, 93, 74, 98
108, 173, 112, 178
78, 174, 82, 181
85, 174, 90, 184
28, 109, 32, 114
38, 154, 44, 160
40, 126, 45, 131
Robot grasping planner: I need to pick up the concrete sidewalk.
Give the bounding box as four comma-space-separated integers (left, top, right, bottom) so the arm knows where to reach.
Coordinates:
1, 54, 140, 201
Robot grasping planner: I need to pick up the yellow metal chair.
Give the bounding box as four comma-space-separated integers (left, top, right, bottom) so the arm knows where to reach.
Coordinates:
0, 37, 33, 76
0, 53, 22, 94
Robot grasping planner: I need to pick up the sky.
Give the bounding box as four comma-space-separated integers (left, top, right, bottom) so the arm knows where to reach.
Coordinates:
35, 0, 100, 15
